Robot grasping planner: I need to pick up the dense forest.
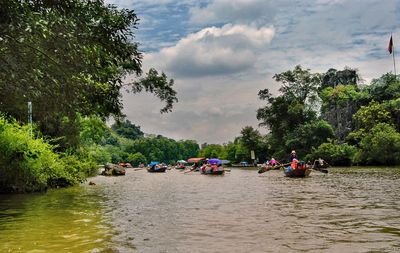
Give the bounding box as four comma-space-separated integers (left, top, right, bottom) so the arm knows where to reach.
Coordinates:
1, 1, 399, 193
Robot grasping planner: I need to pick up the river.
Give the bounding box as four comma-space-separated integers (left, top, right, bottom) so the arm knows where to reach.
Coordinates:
1, 167, 400, 253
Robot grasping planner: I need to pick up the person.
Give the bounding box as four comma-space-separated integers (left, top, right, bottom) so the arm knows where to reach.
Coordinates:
269, 157, 277, 166
288, 158, 299, 171
290, 150, 298, 161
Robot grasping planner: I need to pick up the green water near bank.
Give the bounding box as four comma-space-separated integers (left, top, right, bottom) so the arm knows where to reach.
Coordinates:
0, 186, 114, 252
1, 166, 400, 252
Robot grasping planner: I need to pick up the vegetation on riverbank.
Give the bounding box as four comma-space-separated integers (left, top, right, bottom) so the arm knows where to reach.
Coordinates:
200, 68, 400, 166
0, 0, 178, 192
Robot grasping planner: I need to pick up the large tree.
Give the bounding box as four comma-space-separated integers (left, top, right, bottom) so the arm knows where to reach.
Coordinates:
0, 0, 177, 148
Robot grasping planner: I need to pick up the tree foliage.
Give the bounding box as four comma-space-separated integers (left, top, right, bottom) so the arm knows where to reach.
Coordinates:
353, 123, 400, 165
0, 0, 177, 149
111, 119, 144, 140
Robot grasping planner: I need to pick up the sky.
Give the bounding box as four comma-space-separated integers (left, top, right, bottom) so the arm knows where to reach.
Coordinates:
105, 0, 399, 145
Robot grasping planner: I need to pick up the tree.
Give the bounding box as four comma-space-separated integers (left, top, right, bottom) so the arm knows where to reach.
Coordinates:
111, 119, 144, 140
239, 126, 266, 162
354, 123, 400, 165
199, 144, 224, 159
0, 1, 177, 149
128, 152, 147, 167
320, 68, 359, 91
284, 120, 334, 158
353, 101, 393, 131
273, 65, 321, 106
364, 73, 400, 102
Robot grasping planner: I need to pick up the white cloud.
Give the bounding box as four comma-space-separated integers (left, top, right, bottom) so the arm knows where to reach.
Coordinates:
115, 0, 399, 145
146, 24, 275, 77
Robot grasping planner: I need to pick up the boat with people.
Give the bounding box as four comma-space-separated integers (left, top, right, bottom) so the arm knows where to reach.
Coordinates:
200, 158, 225, 175
187, 157, 206, 171
283, 160, 311, 177
175, 160, 187, 170
147, 162, 167, 173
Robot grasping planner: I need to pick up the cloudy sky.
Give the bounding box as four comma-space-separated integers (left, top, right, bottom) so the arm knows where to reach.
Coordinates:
106, 0, 399, 144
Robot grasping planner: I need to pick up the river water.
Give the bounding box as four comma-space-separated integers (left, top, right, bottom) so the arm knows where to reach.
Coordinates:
1, 167, 400, 253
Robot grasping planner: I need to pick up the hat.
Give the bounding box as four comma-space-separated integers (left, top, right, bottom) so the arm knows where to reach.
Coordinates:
291, 150, 296, 154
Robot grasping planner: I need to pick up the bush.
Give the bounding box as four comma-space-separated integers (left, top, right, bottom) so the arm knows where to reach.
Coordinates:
307, 141, 357, 166
128, 152, 147, 167
353, 123, 400, 165
0, 116, 97, 193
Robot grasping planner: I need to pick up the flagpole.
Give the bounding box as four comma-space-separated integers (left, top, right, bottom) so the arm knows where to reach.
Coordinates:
393, 42, 397, 76
391, 33, 397, 76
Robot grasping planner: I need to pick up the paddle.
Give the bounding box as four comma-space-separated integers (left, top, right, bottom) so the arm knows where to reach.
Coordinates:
183, 166, 199, 174
258, 163, 290, 174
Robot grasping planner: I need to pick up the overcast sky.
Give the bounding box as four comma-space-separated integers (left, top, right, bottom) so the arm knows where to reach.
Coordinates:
105, 0, 399, 144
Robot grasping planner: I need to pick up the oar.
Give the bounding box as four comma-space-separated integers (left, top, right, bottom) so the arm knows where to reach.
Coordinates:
258, 163, 290, 174
184, 166, 199, 174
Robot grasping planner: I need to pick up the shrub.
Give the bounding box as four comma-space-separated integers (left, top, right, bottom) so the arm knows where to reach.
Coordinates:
0, 116, 97, 193
307, 141, 357, 166
353, 123, 400, 165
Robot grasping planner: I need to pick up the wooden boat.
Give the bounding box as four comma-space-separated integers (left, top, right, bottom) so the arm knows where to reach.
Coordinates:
201, 158, 225, 175
147, 161, 167, 173
147, 166, 167, 173
283, 162, 311, 177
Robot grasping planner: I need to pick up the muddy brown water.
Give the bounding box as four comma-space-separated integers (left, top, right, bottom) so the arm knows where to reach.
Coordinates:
1, 167, 400, 252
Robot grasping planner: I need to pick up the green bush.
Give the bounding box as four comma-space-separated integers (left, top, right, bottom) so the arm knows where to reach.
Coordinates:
353, 123, 400, 165
127, 152, 147, 167
307, 141, 357, 166
0, 117, 97, 193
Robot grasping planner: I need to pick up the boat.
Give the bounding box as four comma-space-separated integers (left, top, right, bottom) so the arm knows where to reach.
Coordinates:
200, 158, 225, 175
118, 162, 133, 168
175, 160, 188, 170
258, 163, 287, 173
283, 160, 311, 177
187, 157, 206, 171
147, 162, 167, 173
147, 166, 167, 173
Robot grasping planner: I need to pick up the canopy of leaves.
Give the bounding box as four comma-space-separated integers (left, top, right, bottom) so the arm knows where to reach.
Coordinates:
0, 0, 177, 149
284, 120, 334, 158
320, 68, 359, 90
353, 123, 400, 165
111, 119, 144, 140
353, 101, 393, 131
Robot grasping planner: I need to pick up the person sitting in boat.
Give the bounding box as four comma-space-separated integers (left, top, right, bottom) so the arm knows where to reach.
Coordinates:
269, 157, 277, 166
290, 150, 298, 161
290, 158, 299, 170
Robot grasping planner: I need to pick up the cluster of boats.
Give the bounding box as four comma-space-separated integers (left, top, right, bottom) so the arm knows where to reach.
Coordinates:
100, 158, 330, 178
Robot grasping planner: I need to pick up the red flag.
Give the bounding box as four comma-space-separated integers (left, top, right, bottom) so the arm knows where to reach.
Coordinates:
388, 35, 393, 54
